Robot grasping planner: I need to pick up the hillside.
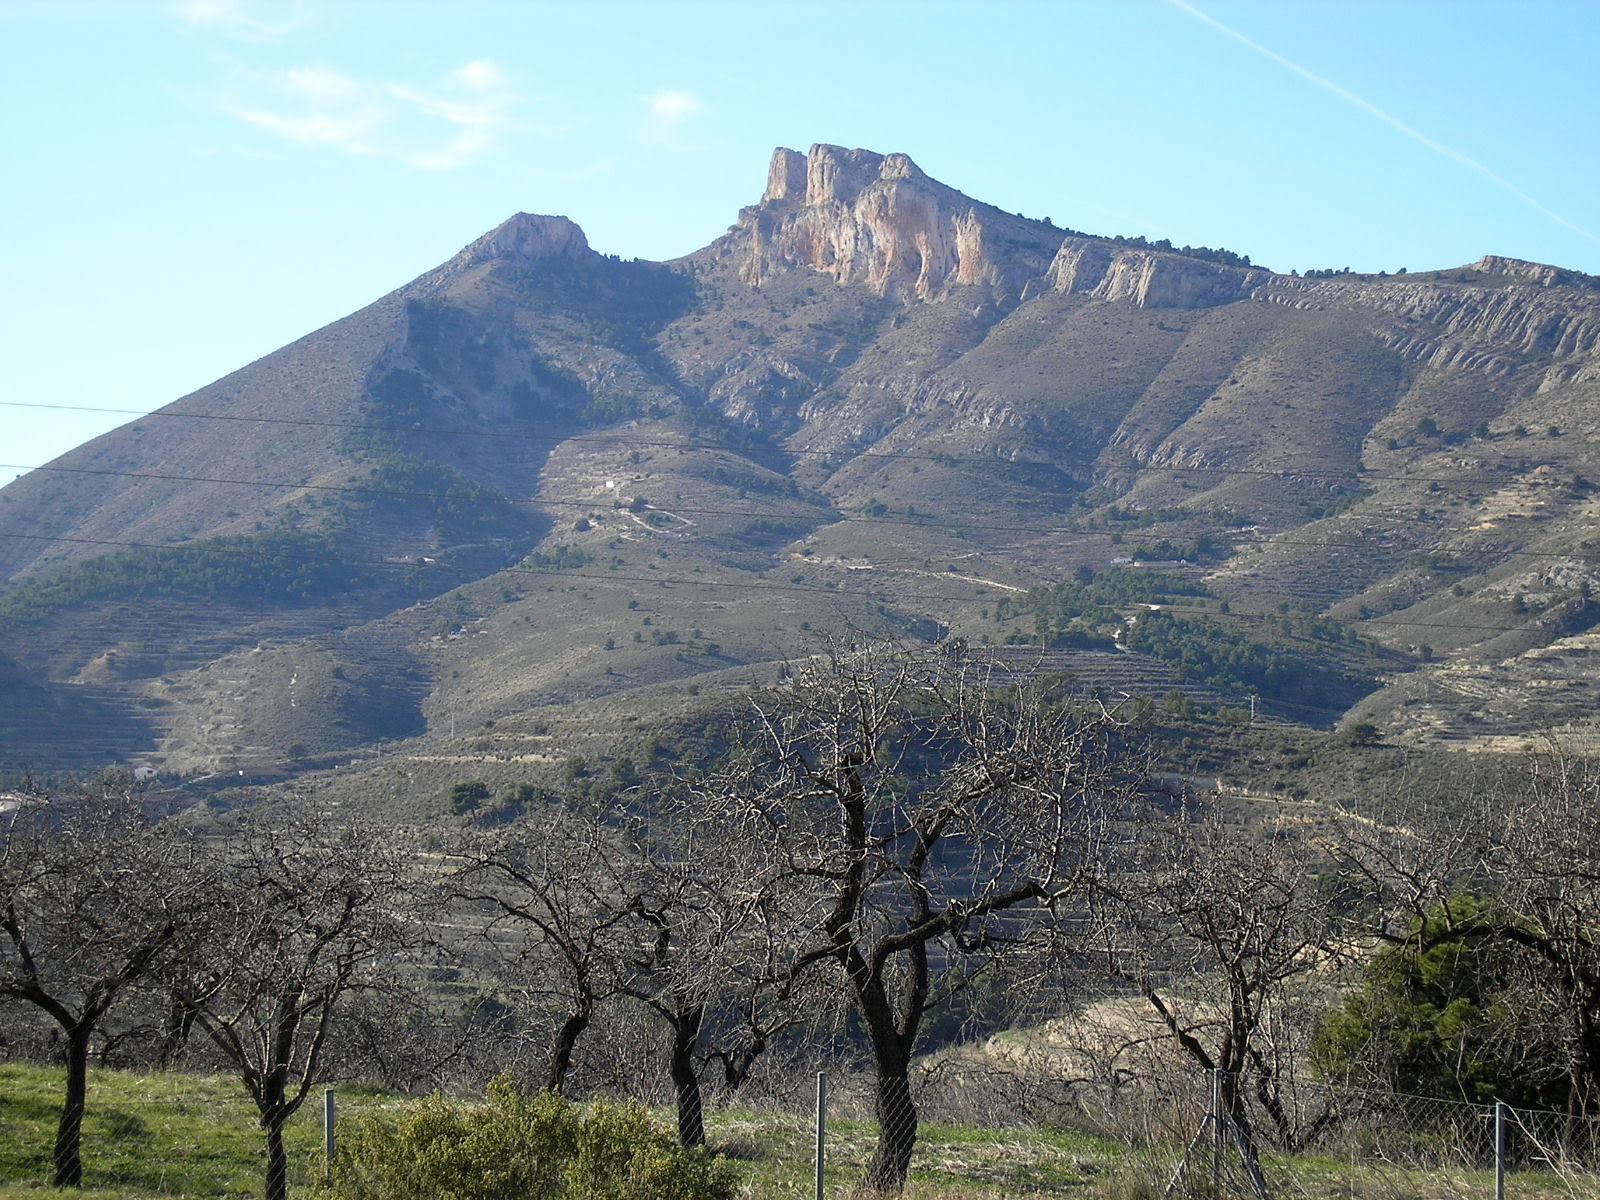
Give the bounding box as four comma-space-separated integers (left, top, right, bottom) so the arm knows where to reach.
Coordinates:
4, 142, 1600, 795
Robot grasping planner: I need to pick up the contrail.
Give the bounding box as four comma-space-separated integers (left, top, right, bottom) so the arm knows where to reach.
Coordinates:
1164, 0, 1600, 247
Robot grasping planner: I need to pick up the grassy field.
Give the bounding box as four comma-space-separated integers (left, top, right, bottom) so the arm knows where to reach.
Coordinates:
2, 1064, 1595, 1199
0, 1063, 1157, 1199
0, 1065, 387, 1199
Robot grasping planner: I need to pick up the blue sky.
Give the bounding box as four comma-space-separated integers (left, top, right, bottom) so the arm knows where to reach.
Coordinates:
3, 0, 1598, 487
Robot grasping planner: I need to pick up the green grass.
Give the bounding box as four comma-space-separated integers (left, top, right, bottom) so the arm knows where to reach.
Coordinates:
3, 1065, 1595, 1199
0, 1065, 1157, 1199
0, 1064, 386, 1198
705, 1109, 1135, 1198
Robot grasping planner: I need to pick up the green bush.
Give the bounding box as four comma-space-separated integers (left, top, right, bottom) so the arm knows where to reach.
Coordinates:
1311, 898, 1568, 1108
449, 780, 491, 815
321, 1074, 735, 1200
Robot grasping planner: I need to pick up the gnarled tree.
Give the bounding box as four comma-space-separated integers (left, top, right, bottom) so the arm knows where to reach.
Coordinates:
615, 787, 815, 1148
1093, 794, 1339, 1172
0, 789, 209, 1188
179, 807, 414, 1200
685, 641, 1135, 1192
453, 802, 637, 1096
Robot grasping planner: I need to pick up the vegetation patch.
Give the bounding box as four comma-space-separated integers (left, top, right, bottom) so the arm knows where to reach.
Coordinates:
323, 1073, 736, 1200
0, 532, 367, 633
1126, 609, 1373, 716
361, 456, 517, 538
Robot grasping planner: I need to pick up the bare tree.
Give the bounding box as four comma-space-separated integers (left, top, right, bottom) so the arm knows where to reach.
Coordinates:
179, 807, 413, 1200
0, 789, 209, 1188
615, 789, 814, 1147
684, 641, 1132, 1192
1481, 750, 1600, 1112
453, 802, 637, 1095
1093, 794, 1339, 1169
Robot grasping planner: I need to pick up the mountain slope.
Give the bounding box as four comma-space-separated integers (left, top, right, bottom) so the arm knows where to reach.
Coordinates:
4, 142, 1600, 787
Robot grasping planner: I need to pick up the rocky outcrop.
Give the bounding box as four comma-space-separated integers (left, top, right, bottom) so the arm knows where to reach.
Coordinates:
452, 213, 591, 269
1473, 256, 1597, 289
707, 350, 819, 432
1042, 237, 1267, 308
763, 148, 807, 203
1258, 274, 1600, 377
735, 144, 1063, 301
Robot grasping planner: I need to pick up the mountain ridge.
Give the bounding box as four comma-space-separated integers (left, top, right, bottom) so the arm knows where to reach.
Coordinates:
4, 142, 1599, 790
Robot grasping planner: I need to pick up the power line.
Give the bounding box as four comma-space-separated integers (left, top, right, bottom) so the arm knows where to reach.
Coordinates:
0, 530, 1001, 607
0, 398, 1567, 489
0, 526, 1584, 639
3, 459, 1595, 564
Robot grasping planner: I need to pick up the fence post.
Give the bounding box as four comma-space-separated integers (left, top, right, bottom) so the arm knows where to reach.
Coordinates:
324, 1087, 336, 1183
1211, 1067, 1224, 1196
1494, 1099, 1506, 1200
815, 1070, 826, 1200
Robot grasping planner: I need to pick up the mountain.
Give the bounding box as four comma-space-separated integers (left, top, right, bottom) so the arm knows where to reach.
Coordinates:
4, 142, 1600, 795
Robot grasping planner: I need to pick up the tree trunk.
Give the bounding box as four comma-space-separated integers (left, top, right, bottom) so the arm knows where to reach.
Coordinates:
263, 1115, 289, 1200
259, 1071, 291, 1200
52, 1025, 91, 1188
862, 1067, 918, 1194
1217, 1068, 1269, 1199
544, 1009, 589, 1095
1576, 1003, 1600, 1116
855, 955, 924, 1193
156, 997, 195, 1071
669, 1006, 705, 1149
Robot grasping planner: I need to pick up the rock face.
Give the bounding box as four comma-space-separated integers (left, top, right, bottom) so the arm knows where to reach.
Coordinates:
1257, 274, 1600, 377
1043, 236, 1267, 308
453, 213, 591, 269
1472, 255, 1596, 289
735, 144, 1062, 301
735, 145, 1269, 310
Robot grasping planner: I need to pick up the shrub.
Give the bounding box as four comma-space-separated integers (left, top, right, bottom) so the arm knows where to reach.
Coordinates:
449, 780, 491, 815
321, 1074, 735, 1200
1336, 720, 1380, 747
1311, 898, 1556, 1106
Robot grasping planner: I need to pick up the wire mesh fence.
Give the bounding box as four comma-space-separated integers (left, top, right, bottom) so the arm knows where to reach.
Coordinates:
1142, 1071, 1600, 1200
3, 1060, 1600, 1197
0, 1066, 351, 1198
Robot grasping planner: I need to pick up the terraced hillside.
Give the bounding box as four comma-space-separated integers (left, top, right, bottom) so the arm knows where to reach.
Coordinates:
3, 142, 1599, 794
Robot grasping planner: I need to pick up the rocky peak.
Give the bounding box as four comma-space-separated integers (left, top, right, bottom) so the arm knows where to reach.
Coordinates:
734, 143, 1061, 301
453, 213, 591, 269
763, 148, 807, 203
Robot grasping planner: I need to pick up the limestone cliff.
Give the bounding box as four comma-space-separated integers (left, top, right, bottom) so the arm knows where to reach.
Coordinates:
733, 144, 1062, 301
1041, 236, 1268, 308
731, 145, 1274, 311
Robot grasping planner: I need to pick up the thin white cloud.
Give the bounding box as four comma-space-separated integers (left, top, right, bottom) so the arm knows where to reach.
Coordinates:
226, 60, 516, 171
642, 89, 704, 147
283, 64, 359, 105
178, 0, 309, 40
1164, 0, 1600, 247
450, 60, 509, 93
